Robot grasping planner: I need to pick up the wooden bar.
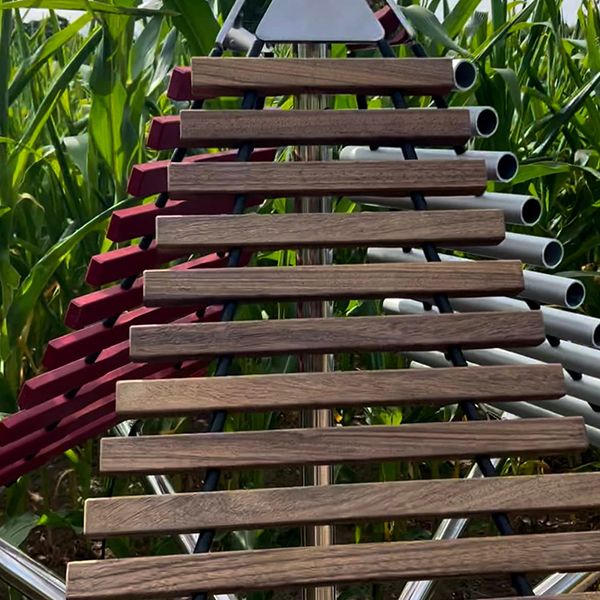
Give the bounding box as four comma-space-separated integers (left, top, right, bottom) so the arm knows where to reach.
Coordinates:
115, 364, 564, 417
129, 311, 545, 362
143, 262, 524, 306
168, 160, 487, 198
83, 471, 599, 537
98, 417, 586, 474
178, 109, 475, 147
66, 530, 600, 599
191, 58, 461, 97
155, 211, 506, 252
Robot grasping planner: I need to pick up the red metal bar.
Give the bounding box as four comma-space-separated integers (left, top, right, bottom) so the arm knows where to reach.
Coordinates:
167, 66, 195, 101
42, 305, 222, 370
147, 115, 180, 150
19, 341, 130, 408
127, 148, 275, 198
4, 359, 210, 443
85, 242, 185, 286
0, 412, 118, 487
68, 253, 228, 329
164, 8, 407, 103
1, 362, 207, 485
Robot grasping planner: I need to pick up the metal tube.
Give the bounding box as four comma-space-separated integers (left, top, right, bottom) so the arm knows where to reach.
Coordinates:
406, 295, 599, 349
516, 339, 600, 380
0, 537, 65, 600
489, 401, 600, 446
385, 298, 600, 379
449, 231, 564, 269
353, 192, 542, 226
369, 247, 585, 309
451, 59, 478, 91
340, 146, 519, 182
466, 106, 499, 137
295, 41, 334, 600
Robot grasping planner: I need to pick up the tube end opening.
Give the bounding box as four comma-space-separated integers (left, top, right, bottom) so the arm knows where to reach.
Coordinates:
592, 324, 600, 348
565, 280, 586, 309
542, 240, 564, 269
496, 153, 519, 182
521, 197, 542, 226
452, 60, 478, 91
475, 108, 499, 138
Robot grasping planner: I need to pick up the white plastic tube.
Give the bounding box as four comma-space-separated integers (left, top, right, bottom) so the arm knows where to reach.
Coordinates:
408, 353, 600, 440
389, 299, 600, 379
368, 247, 586, 309
353, 192, 542, 226
430, 296, 600, 348
450, 232, 564, 269
340, 146, 519, 183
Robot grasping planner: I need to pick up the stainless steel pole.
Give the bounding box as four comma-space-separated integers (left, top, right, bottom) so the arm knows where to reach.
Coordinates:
295, 41, 335, 600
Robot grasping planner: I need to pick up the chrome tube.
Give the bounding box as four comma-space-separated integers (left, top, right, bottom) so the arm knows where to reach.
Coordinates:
449, 232, 564, 269
451, 60, 478, 91
466, 106, 499, 137
353, 192, 542, 226
340, 146, 519, 182
368, 247, 585, 309
0, 537, 65, 600
397, 456, 501, 600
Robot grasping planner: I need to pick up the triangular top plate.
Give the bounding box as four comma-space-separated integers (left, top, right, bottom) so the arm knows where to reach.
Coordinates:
256, 0, 384, 43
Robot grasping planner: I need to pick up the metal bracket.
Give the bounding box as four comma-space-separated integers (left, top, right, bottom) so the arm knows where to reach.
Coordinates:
256, 0, 384, 43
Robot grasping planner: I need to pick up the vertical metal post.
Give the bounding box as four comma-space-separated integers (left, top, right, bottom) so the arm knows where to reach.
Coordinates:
294, 41, 335, 600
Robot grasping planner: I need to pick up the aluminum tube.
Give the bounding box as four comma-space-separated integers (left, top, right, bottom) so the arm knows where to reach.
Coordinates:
295, 41, 334, 600
542, 395, 600, 428
215, 0, 246, 48
410, 356, 600, 442
449, 232, 564, 269
451, 60, 478, 91
402, 363, 598, 600
490, 401, 600, 446
113, 424, 210, 563
0, 537, 65, 600
387, 298, 600, 380
368, 247, 586, 309
224, 27, 257, 53
524, 269, 585, 309
516, 339, 600, 380
353, 192, 542, 226
438, 296, 600, 348
340, 146, 519, 182
405, 343, 600, 408
396, 382, 502, 600
465, 106, 499, 137
535, 572, 600, 595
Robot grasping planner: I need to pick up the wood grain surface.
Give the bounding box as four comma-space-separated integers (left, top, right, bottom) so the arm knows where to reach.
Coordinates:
66, 530, 600, 598
83, 471, 600, 537
168, 160, 487, 198
155, 210, 506, 252
115, 364, 564, 417
143, 262, 524, 306
129, 311, 545, 362
179, 109, 475, 146
98, 417, 587, 474
190, 58, 460, 97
